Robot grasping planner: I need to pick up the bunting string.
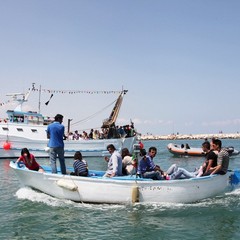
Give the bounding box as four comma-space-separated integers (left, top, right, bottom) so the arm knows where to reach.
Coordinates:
0, 99, 11, 107
0, 85, 125, 107
32, 87, 122, 95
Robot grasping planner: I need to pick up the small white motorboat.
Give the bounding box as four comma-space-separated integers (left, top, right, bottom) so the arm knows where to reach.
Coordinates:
9, 161, 240, 204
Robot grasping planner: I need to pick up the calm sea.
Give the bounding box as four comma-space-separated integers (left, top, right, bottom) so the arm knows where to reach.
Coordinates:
1, 139, 240, 240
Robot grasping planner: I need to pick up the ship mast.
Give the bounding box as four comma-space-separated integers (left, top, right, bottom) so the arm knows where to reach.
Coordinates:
101, 90, 128, 128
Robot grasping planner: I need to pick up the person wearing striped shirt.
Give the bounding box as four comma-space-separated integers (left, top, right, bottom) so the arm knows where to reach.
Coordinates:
73, 151, 88, 177
210, 139, 229, 175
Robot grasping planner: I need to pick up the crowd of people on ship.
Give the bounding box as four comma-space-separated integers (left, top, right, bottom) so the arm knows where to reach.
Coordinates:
66, 123, 136, 140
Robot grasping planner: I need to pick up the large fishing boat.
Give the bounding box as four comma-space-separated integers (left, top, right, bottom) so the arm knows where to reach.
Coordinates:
0, 85, 138, 158
9, 160, 240, 204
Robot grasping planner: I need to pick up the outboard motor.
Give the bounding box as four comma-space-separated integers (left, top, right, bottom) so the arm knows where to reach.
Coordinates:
226, 146, 234, 155
230, 170, 240, 185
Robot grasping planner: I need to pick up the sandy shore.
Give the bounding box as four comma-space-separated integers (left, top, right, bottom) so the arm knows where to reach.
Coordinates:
140, 133, 240, 140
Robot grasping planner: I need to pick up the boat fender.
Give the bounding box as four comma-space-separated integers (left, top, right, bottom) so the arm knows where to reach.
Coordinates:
132, 186, 139, 203
230, 170, 240, 185
3, 141, 12, 150
56, 179, 78, 191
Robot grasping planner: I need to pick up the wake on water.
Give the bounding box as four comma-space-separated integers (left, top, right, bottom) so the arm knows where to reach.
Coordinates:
15, 186, 240, 212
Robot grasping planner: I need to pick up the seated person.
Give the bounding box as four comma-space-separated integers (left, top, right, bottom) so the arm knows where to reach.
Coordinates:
16, 148, 44, 172
137, 149, 163, 180
147, 146, 164, 175
209, 139, 229, 175
185, 143, 190, 149
72, 151, 88, 176
121, 148, 137, 175
103, 144, 122, 177
200, 141, 218, 176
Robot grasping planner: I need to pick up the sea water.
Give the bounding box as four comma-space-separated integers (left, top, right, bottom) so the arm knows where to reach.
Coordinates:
0, 139, 240, 239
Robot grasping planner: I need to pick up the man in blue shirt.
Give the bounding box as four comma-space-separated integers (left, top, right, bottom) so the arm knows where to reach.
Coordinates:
137, 149, 163, 180
47, 114, 66, 174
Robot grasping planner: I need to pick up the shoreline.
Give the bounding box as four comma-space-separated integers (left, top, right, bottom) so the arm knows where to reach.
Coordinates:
140, 133, 240, 140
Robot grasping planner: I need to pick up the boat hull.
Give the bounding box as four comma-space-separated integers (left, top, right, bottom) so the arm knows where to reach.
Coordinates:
10, 161, 233, 204
0, 135, 137, 158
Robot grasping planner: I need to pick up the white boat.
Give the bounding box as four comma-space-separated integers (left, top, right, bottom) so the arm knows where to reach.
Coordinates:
0, 85, 138, 158
167, 143, 240, 157
9, 161, 239, 204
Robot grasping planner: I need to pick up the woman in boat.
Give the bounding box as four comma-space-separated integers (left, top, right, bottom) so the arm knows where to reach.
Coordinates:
121, 148, 137, 175
16, 148, 44, 172
72, 151, 88, 177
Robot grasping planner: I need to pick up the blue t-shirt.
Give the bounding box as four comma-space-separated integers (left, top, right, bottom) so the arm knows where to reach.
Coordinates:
137, 156, 156, 174
47, 122, 65, 148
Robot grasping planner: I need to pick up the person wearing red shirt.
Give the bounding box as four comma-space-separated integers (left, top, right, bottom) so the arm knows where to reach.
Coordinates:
16, 148, 44, 172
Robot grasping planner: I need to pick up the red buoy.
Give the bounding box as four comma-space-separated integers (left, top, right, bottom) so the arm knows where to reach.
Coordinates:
3, 142, 11, 150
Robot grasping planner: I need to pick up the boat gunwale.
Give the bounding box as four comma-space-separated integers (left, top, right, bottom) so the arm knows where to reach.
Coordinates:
10, 161, 228, 185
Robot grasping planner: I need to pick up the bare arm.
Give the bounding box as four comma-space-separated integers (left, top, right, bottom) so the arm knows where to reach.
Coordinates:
210, 165, 222, 175
205, 159, 213, 173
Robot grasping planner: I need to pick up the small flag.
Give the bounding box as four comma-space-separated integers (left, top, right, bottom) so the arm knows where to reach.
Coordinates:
45, 94, 53, 105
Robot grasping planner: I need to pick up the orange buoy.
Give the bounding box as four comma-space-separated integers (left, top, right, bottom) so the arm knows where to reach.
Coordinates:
3, 142, 11, 150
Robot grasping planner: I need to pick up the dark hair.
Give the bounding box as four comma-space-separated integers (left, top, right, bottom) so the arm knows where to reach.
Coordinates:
212, 139, 222, 148
21, 148, 30, 158
202, 141, 210, 150
148, 146, 157, 153
121, 148, 131, 158
107, 144, 116, 151
140, 148, 147, 157
55, 114, 63, 121
74, 151, 82, 160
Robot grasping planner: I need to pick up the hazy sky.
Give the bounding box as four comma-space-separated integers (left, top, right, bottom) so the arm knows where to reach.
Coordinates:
0, 0, 240, 135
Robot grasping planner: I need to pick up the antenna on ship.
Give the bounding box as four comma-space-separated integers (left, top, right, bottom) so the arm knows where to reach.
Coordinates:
38, 84, 41, 114
6, 83, 34, 112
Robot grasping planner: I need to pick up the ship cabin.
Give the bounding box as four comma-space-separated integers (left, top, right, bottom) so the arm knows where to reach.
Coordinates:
6, 110, 53, 125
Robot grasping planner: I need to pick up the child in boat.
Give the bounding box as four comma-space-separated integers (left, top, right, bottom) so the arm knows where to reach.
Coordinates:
72, 151, 88, 177
16, 148, 45, 172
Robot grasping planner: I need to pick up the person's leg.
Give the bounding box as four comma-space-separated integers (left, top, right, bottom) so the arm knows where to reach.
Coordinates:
196, 166, 203, 177
143, 171, 163, 180
49, 148, 57, 174
172, 167, 195, 179
166, 164, 178, 175
56, 147, 66, 174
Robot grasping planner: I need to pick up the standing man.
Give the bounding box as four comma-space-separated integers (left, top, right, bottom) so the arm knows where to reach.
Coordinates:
104, 144, 122, 177
47, 114, 66, 174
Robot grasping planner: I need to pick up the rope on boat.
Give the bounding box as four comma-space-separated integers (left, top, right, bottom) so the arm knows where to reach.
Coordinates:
71, 99, 117, 127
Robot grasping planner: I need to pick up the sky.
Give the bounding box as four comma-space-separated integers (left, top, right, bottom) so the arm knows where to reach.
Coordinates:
0, 0, 240, 135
